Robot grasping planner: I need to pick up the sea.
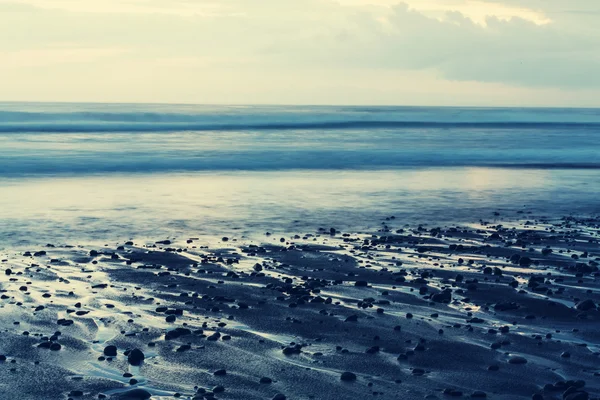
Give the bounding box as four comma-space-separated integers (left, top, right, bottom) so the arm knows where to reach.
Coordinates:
1, 102, 599, 249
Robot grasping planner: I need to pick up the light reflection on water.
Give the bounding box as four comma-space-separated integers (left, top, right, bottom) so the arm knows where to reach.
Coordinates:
1, 168, 599, 249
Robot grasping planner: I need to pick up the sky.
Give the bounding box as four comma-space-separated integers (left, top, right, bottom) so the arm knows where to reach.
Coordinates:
1, 0, 599, 106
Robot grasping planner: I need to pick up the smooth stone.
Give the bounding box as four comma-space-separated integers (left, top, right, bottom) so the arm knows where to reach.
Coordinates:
127, 349, 145, 366
508, 356, 527, 364
104, 345, 118, 357
340, 372, 357, 381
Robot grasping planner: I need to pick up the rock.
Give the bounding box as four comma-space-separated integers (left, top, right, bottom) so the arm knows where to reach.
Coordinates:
354, 281, 368, 287
212, 385, 225, 393
272, 395, 286, 400
471, 391, 487, 398
50, 343, 62, 351
104, 345, 118, 356
345, 315, 358, 322
57, 318, 73, 326
165, 328, 192, 340
165, 315, 176, 323
564, 392, 589, 400
576, 299, 596, 311
432, 290, 452, 303
92, 284, 108, 289
443, 388, 463, 396
508, 356, 527, 365
127, 349, 145, 366
340, 371, 357, 381
519, 257, 533, 267
213, 369, 227, 376
259, 377, 272, 384
282, 345, 302, 355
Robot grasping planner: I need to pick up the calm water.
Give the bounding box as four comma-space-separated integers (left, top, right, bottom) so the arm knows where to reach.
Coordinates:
1, 103, 599, 248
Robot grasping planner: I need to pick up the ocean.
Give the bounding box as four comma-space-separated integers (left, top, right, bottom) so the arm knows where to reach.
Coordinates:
1, 102, 599, 248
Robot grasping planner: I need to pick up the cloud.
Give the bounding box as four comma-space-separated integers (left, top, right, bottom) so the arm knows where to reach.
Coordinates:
337, 0, 552, 25
252, 3, 600, 88
481, 0, 600, 13
0, 0, 235, 16
0, 0, 599, 103
0, 46, 127, 68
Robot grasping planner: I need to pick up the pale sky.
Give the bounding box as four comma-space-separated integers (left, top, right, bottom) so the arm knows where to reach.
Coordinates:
1, 0, 599, 106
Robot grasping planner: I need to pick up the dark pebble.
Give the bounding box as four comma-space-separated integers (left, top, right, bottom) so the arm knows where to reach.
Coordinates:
104, 345, 118, 357
127, 349, 145, 366
340, 371, 357, 381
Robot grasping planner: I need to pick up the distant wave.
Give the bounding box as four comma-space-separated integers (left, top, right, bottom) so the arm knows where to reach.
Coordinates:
2, 104, 599, 176
2, 150, 600, 176
1, 120, 600, 133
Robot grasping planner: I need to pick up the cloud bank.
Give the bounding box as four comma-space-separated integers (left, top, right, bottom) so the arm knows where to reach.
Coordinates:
0, 0, 598, 105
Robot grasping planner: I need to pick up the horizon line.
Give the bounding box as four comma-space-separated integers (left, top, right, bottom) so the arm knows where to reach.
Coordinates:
1, 100, 599, 110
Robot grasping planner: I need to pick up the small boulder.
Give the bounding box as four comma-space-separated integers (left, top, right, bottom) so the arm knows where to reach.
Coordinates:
127, 349, 145, 366
508, 356, 527, 365
576, 300, 596, 311
340, 372, 357, 382
104, 345, 118, 357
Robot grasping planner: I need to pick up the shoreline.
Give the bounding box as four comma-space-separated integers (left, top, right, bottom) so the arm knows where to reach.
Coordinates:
0, 215, 599, 400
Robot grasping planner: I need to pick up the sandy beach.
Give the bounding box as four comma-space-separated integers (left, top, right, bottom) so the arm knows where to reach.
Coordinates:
1, 213, 598, 400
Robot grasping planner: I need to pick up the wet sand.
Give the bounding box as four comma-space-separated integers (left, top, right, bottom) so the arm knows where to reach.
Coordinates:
1, 214, 599, 400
